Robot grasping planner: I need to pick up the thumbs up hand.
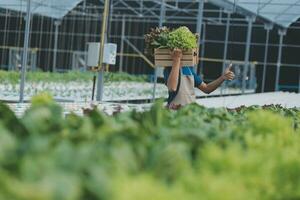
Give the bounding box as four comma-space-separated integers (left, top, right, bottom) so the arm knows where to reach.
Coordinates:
222, 63, 235, 81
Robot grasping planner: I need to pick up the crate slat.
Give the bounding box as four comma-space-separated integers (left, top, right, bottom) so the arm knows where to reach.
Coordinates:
154, 54, 194, 60
154, 48, 199, 67
154, 49, 194, 54
155, 60, 196, 67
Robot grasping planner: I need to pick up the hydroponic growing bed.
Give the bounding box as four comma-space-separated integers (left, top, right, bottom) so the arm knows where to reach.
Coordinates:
0, 71, 168, 102
0, 71, 254, 102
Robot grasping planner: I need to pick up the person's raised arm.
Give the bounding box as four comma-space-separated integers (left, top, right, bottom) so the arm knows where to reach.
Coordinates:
198, 63, 235, 94
167, 48, 182, 91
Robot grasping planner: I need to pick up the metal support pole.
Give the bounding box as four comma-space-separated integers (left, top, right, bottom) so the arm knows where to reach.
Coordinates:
261, 23, 273, 93
199, 22, 206, 75
119, 15, 125, 72
159, 0, 165, 25
218, 9, 223, 23
19, 0, 32, 103
108, 0, 113, 36
196, 0, 204, 44
242, 16, 255, 94
275, 29, 286, 91
195, 0, 204, 74
152, 0, 165, 101
222, 12, 231, 72
53, 20, 61, 72
152, 69, 158, 102
83, 0, 86, 10
96, 0, 110, 101
221, 11, 231, 94
92, 75, 96, 101
96, 67, 104, 101
139, 0, 144, 16
249, 63, 256, 89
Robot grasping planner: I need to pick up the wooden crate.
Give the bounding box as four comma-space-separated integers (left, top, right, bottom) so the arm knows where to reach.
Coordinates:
154, 48, 199, 67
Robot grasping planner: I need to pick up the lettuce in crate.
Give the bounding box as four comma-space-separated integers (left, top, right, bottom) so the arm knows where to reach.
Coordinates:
144, 26, 199, 55
166, 26, 198, 50
144, 26, 171, 56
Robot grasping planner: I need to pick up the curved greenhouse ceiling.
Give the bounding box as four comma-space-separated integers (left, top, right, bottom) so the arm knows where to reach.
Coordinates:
210, 0, 300, 28
0, 0, 83, 19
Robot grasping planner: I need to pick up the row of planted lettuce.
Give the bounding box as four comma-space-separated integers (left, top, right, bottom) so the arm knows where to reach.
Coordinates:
0, 70, 147, 84
0, 70, 168, 101
0, 94, 300, 199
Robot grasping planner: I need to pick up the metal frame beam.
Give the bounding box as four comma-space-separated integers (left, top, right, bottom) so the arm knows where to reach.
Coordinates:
242, 16, 255, 94
257, 0, 273, 13
199, 22, 206, 75
123, 38, 153, 68
209, 0, 292, 29
195, 0, 204, 74
52, 20, 61, 72
221, 11, 231, 94
117, 0, 143, 16
152, 0, 165, 101
19, 0, 32, 103
153, 0, 197, 17
119, 15, 125, 72
165, 1, 197, 19
275, 28, 287, 91
261, 23, 273, 93
96, 0, 111, 102
273, 0, 300, 21
141, 4, 160, 18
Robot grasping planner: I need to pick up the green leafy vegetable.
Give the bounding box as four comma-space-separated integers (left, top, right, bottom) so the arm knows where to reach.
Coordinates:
145, 26, 198, 55
0, 70, 148, 85
144, 26, 171, 55
0, 97, 299, 199
166, 26, 198, 50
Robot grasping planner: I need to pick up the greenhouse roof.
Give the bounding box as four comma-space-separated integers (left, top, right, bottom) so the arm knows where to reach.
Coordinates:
209, 0, 300, 28
0, 0, 83, 19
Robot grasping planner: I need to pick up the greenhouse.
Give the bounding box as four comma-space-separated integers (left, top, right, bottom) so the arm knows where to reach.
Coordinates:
0, 0, 300, 199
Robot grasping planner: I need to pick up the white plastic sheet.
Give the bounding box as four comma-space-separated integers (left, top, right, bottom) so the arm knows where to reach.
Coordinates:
211, 0, 300, 28
0, 0, 83, 19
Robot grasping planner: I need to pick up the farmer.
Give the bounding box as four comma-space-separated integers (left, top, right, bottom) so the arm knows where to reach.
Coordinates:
164, 48, 235, 109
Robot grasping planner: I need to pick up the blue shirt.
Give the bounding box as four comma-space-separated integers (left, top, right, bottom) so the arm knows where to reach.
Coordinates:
163, 66, 203, 104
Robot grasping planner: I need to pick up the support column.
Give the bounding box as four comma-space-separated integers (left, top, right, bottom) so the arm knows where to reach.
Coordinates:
108, 1, 113, 36
119, 15, 125, 72
83, 0, 86, 10
218, 9, 223, 23
53, 20, 61, 72
242, 16, 255, 94
261, 23, 273, 93
199, 22, 206, 75
159, 0, 165, 26
275, 29, 286, 91
196, 0, 204, 74
139, 0, 143, 15
221, 11, 231, 94
152, 0, 165, 101
19, 0, 32, 103
96, 0, 110, 101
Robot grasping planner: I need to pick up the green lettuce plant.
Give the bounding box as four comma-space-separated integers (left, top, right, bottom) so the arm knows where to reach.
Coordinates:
145, 26, 199, 55
166, 26, 198, 50
0, 97, 299, 200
